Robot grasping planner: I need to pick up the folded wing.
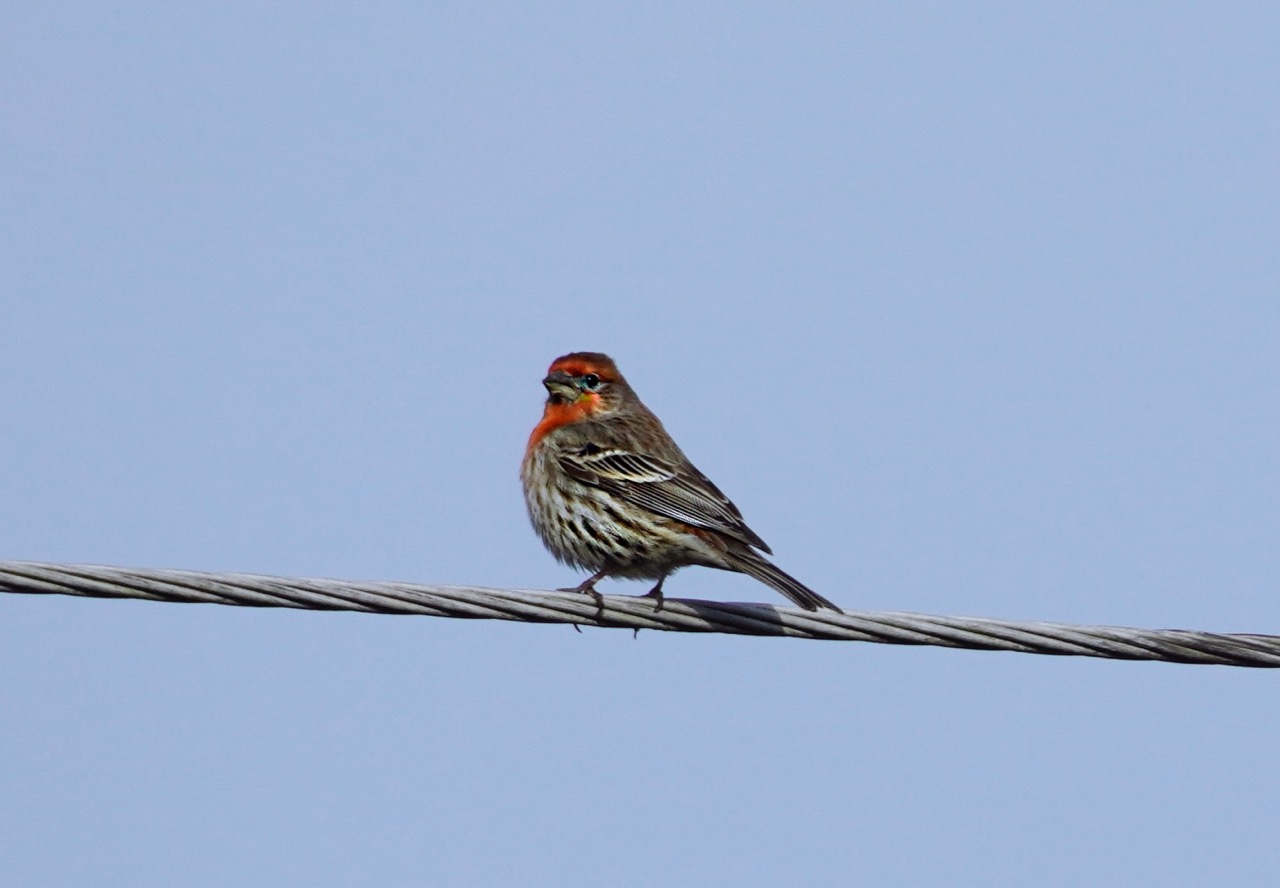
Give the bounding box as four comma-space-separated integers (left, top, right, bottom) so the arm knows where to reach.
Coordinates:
558, 445, 772, 553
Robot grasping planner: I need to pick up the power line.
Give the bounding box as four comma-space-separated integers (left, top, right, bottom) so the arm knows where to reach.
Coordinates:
2, 560, 1276, 667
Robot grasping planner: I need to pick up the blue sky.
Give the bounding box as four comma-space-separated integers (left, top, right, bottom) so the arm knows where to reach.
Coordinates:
2, 4, 1278, 885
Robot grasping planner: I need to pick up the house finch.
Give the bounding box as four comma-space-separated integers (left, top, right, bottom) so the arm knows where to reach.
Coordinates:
521, 351, 841, 613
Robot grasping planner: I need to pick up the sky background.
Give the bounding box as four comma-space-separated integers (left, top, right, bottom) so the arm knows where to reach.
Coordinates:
2, 3, 1278, 886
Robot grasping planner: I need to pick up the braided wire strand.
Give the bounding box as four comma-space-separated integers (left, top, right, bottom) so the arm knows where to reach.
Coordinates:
2, 560, 1277, 668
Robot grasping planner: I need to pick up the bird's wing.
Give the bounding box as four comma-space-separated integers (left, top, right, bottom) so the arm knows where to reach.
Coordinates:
557, 445, 772, 553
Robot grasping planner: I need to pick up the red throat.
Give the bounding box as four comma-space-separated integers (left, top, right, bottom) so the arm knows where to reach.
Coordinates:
525, 397, 597, 456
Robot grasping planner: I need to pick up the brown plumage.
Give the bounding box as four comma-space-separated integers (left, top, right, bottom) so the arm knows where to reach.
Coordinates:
521, 352, 841, 612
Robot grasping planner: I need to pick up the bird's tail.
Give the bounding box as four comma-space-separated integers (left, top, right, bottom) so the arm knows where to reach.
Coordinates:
727, 549, 842, 613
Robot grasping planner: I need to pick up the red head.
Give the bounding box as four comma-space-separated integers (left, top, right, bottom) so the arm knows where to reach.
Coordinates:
542, 352, 624, 404
526, 352, 630, 451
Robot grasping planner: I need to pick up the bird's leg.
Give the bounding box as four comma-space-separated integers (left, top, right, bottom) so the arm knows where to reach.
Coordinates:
560, 568, 609, 617
642, 571, 669, 612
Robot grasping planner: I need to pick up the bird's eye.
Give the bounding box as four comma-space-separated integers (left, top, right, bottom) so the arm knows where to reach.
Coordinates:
580, 373, 602, 390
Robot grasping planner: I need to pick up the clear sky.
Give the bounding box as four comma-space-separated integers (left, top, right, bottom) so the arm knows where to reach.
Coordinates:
2, 4, 1278, 886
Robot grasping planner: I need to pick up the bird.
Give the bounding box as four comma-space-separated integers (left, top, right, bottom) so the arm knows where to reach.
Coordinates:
521, 351, 841, 613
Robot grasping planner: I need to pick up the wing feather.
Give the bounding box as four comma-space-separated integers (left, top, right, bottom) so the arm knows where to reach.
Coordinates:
558, 446, 772, 553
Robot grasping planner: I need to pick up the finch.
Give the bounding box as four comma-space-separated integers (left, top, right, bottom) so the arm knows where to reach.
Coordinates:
521, 352, 841, 612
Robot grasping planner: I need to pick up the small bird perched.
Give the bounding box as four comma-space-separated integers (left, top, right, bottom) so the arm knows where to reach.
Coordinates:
521, 351, 841, 613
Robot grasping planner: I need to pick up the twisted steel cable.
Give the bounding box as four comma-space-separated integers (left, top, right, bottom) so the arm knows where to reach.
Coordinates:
2, 560, 1277, 668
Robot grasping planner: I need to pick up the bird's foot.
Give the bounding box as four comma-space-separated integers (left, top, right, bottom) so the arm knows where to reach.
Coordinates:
559, 572, 607, 619
642, 578, 666, 612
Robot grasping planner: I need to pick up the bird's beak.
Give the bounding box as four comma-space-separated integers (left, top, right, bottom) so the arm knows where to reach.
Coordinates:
542, 370, 577, 400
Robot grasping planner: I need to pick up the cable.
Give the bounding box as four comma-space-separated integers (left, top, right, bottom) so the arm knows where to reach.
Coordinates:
2, 560, 1276, 667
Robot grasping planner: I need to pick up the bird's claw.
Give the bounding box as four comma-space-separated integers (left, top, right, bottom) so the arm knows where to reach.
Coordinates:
559, 582, 605, 620
642, 585, 665, 612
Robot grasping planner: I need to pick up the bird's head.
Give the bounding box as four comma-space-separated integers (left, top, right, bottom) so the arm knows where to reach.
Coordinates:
540, 352, 627, 416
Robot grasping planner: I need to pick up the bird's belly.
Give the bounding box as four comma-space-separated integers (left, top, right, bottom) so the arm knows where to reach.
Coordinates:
523, 467, 721, 577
